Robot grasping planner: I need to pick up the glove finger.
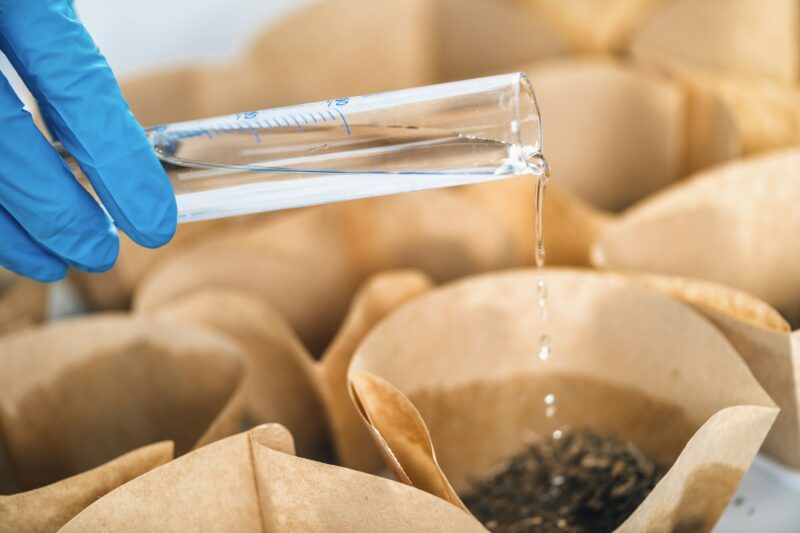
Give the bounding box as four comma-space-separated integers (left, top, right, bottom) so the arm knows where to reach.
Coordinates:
0, 204, 67, 282
0, 74, 119, 273
0, 1, 177, 248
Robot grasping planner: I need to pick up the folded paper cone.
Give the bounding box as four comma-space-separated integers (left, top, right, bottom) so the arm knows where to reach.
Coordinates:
70, 213, 274, 310
0, 315, 247, 528
522, 57, 738, 211
61, 424, 485, 532
630, 273, 800, 468
349, 269, 777, 531
0, 442, 173, 533
0, 270, 47, 336
632, 48, 800, 155
434, 0, 566, 80
630, 0, 799, 83
527, 57, 683, 211
630, 273, 791, 333
142, 270, 434, 469
593, 149, 800, 327
317, 270, 434, 470
147, 288, 331, 459
527, 0, 665, 53
134, 190, 522, 355
134, 206, 362, 355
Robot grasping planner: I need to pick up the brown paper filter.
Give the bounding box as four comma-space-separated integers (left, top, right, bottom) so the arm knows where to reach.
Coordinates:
527, 0, 665, 53
630, 273, 791, 333
593, 149, 800, 327
522, 57, 738, 211
316, 270, 434, 471
134, 205, 362, 355
0, 442, 173, 533
132, 182, 615, 358
61, 424, 485, 532
630, 0, 799, 83
0, 315, 248, 529
630, 273, 800, 469
134, 190, 523, 355
147, 288, 330, 459
349, 269, 777, 531
433, 0, 566, 80
70, 214, 273, 310
0, 270, 47, 336
141, 269, 435, 470
632, 47, 800, 155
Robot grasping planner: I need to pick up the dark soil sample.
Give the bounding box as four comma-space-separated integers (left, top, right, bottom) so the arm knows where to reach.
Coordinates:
462, 428, 665, 533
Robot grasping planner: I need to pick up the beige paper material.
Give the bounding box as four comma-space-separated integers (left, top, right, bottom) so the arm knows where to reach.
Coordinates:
630, 0, 799, 83
0, 270, 47, 336
633, 49, 800, 155
630, 273, 791, 334
682, 81, 742, 174
142, 269, 434, 470
522, 57, 738, 211
148, 288, 330, 459
593, 149, 800, 327
69, 217, 253, 310
630, 273, 800, 468
61, 424, 485, 532
134, 206, 361, 355
337, 192, 522, 281
528, 0, 666, 53
434, 0, 566, 81
0, 442, 173, 533
134, 190, 525, 355
461, 179, 615, 267
0, 315, 248, 527
349, 269, 777, 531
316, 270, 434, 470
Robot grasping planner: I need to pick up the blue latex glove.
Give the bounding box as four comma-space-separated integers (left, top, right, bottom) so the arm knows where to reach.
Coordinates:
0, 0, 177, 282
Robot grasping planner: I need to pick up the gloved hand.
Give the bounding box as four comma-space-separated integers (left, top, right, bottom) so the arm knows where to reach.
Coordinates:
0, 0, 177, 282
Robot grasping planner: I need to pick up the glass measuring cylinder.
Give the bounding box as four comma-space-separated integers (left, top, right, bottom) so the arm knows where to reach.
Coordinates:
73, 73, 547, 222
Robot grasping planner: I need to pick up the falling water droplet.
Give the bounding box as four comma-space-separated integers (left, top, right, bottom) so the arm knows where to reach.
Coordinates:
538, 334, 552, 361
544, 393, 557, 418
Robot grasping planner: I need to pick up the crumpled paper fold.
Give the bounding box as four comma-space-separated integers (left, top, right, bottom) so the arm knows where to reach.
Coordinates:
593, 149, 800, 327
521, 57, 738, 210
60, 424, 485, 532
141, 269, 434, 471
0, 315, 248, 530
631, 273, 800, 468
